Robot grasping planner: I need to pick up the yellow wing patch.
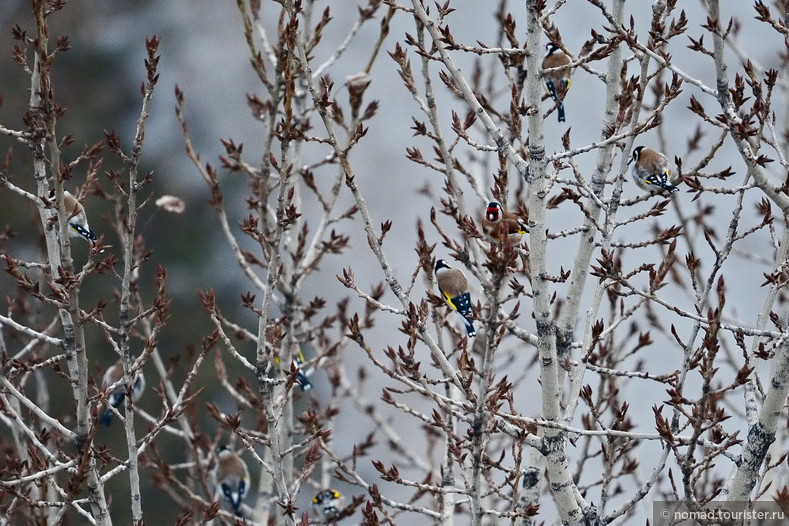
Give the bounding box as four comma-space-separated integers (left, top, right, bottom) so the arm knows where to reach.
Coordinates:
443, 292, 457, 310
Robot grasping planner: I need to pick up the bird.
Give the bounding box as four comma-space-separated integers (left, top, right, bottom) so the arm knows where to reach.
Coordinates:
267, 327, 312, 391
482, 200, 528, 245
434, 259, 476, 337
48, 189, 98, 244
214, 445, 250, 517
277, 349, 312, 391
628, 146, 679, 194
312, 489, 345, 522
542, 42, 572, 122
99, 360, 145, 426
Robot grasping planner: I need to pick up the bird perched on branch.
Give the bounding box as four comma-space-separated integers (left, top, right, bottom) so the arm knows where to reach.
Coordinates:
312, 489, 345, 522
482, 200, 528, 245
542, 42, 572, 122
214, 445, 250, 517
434, 259, 476, 337
48, 189, 98, 244
99, 360, 145, 426
629, 146, 679, 194
267, 327, 312, 391
275, 349, 312, 391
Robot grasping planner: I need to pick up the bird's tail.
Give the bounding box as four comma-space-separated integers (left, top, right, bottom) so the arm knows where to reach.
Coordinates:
557, 101, 566, 122
450, 292, 476, 337
462, 317, 476, 337
296, 370, 313, 391
99, 409, 114, 426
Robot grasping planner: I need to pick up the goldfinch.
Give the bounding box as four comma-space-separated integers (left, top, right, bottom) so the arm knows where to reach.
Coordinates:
214, 445, 250, 517
275, 349, 312, 391
48, 189, 98, 243
99, 360, 145, 426
434, 259, 476, 337
542, 42, 572, 122
628, 146, 679, 194
482, 201, 528, 245
312, 489, 344, 522
267, 327, 312, 391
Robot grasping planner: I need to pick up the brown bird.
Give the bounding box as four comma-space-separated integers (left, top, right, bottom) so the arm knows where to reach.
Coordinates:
542, 42, 572, 122
99, 360, 145, 426
434, 259, 476, 337
482, 201, 528, 245
214, 445, 250, 517
48, 189, 98, 243
628, 146, 679, 194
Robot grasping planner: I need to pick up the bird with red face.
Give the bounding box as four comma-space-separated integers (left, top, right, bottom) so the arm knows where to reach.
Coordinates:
482, 200, 528, 245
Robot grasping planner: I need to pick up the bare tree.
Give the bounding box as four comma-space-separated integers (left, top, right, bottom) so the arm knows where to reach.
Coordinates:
1, 0, 788, 525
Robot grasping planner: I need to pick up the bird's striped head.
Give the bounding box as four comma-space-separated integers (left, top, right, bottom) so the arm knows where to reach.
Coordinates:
485, 201, 503, 223
545, 42, 561, 56
629, 145, 646, 166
